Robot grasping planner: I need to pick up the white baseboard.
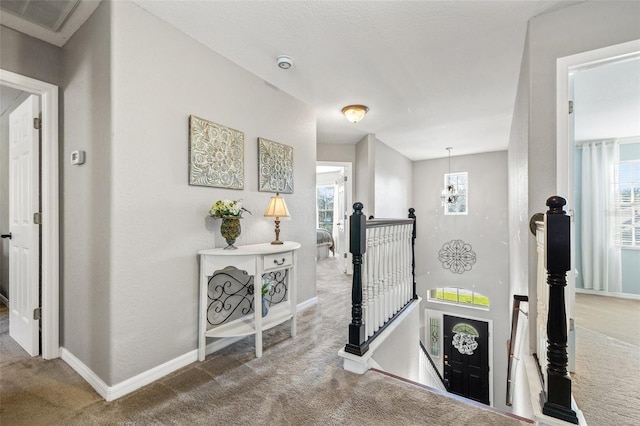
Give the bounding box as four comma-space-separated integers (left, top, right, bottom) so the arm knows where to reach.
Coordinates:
298, 296, 318, 311
576, 288, 640, 300
61, 347, 197, 401
59, 297, 318, 402
60, 348, 110, 400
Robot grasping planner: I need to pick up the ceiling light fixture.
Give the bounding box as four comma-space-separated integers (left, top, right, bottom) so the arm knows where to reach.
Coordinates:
276, 55, 293, 70
341, 105, 369, 123
441, 147, 458, 205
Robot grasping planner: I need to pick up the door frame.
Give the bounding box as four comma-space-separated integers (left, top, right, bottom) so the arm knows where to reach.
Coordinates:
441, 311, 493, 406
317, 161, 353, 274
556, 39, 640, 370
1, 69, 59, 359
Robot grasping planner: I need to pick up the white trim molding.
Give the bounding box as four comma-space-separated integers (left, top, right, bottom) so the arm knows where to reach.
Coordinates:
61, 347, 198, 402
0, 69, 60, 360
61, 297, 318, 401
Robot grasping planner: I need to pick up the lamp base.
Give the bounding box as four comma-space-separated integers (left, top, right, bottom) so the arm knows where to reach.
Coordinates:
270, 240, 284, 245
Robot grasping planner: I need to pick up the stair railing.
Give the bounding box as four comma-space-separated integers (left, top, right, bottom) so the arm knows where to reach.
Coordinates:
540, 196, 578, 424
506, 295, 529, 406
344, 203, 417, 356
419, 340, 448, 391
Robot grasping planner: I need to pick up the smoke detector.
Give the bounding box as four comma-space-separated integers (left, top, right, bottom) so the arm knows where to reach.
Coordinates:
276, 55, 293, 70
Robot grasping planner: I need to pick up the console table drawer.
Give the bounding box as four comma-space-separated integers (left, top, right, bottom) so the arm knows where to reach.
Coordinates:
263, 251, 292, 271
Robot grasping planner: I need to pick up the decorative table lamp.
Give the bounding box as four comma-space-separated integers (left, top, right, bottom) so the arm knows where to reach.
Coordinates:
264, 192, 290, 245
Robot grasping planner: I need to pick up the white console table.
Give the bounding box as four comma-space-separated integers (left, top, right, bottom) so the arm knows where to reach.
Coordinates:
198, 241, 301, 360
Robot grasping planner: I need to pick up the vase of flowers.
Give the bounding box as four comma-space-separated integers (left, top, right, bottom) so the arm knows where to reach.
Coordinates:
209, 199, 251, 250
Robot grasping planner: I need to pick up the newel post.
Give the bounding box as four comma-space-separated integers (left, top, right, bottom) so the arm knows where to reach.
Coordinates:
345, 202, 369, 356
543, 196, 578, 424
408, 208, 417, 300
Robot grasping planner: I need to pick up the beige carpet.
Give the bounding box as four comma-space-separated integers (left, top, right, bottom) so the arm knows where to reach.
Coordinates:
575, 293, 640, 347
572, 325, 640, 426
1, 259, 530, 425
572, 292, 640, 425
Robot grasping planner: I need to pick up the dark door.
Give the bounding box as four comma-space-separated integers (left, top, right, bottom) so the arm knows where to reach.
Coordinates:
443, 315, 490, 405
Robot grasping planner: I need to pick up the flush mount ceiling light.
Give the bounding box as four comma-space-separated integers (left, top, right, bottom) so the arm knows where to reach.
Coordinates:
276, 55, 293, 70
341, 105, 369, 123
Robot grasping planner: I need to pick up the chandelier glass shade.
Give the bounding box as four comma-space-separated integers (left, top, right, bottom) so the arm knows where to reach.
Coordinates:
441, 147, 458, 205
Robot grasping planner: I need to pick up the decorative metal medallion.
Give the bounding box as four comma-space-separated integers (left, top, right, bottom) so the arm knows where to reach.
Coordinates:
189, 115, 244, 189
451, 323, 479, 355
206, 266, 289, 327
438, 239, 476, 274
258, 138, 293, 193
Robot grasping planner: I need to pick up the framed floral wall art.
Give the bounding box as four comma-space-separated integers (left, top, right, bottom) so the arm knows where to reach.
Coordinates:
258, 137, 293, 193
189, 115, 244, 189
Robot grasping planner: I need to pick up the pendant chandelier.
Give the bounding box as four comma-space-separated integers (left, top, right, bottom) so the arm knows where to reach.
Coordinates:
441, 147, 458, 205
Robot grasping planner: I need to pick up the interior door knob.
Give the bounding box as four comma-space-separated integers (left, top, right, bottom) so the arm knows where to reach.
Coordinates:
1, 233, 12, 239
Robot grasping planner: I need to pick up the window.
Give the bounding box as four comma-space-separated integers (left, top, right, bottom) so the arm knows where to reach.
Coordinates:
444, 172, 468, 215
428, 287, 489, 309
616, 160, 640, 247
316, 185, 334, 233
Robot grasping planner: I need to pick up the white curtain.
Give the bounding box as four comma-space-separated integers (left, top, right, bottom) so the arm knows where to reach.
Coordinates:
581, 141, 622, 292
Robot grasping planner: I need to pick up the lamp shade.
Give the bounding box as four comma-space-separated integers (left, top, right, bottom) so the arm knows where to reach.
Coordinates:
341, 105, 369, 123
264, 193, 290, 218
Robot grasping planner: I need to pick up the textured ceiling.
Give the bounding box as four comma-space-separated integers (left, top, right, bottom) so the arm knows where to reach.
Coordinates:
2, 1, 588, 160
132, 0, 582, 160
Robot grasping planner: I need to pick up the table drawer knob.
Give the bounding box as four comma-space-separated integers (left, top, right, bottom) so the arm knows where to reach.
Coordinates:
274, 258, 286, 265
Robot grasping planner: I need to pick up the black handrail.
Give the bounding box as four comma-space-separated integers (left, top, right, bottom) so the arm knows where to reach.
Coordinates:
419, 340, 448, 389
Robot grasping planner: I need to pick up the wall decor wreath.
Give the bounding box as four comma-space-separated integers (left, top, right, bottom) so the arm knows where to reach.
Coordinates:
438, 239, 476, 274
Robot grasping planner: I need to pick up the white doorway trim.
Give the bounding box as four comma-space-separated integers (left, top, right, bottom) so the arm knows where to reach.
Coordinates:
1, 69, 59, 359
317, 161, 353, 274
556, 39, 640, 371
557, 39, 640, 199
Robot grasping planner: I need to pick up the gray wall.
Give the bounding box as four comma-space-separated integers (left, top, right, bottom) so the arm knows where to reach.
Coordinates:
413, 150, 510, 410
316, 143, 355, 164
355, 134, 372, 216
0, 26, 61, 85
59, 0, 317, 386
507, 29, 531, 306
374, 137, 413, 218
526, 0, 640, 304
61, 1, 113, 381
353, 134, 413, 218
0, 26, 62, 302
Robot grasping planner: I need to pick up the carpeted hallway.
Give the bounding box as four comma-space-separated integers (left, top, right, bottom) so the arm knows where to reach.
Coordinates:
571, 293, 640, 426
0, 258, 530, 425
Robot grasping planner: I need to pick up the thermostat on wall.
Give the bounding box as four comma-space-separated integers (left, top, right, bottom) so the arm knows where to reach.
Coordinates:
71, 150, 85, 165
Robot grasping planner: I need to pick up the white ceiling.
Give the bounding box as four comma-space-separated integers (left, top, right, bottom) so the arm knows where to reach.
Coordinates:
131, 0, 583, 160
3, 0, 592, 160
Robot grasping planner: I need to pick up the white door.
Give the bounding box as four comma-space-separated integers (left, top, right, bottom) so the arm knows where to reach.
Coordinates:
336, 169, 347, 272
9, 94, 40, 356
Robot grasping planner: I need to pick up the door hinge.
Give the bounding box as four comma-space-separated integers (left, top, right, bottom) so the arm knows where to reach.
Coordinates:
568, 100, 574, 114
344, 253, 347, 259
33, 307, 42, 320
33, 117, 42, 130
34, 212, 42, 225
344, 176, 348, 182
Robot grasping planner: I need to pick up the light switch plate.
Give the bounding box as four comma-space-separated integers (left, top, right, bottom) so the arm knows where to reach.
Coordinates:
71, 150, 85, 165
